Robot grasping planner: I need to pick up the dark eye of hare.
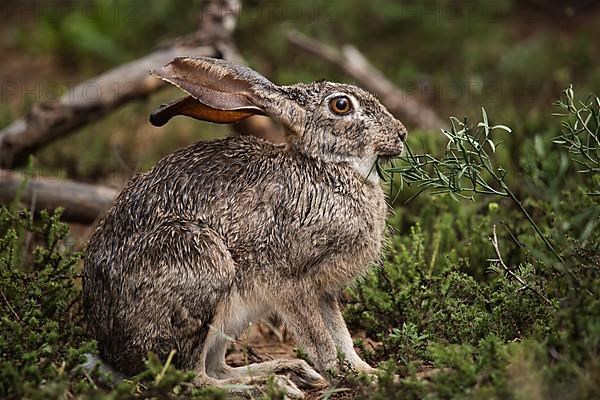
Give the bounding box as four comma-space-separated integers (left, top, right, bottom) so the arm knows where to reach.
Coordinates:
328, 95, 353, 115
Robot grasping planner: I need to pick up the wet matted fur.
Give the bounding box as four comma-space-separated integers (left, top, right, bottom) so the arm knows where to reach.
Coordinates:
83, 56, 407, 398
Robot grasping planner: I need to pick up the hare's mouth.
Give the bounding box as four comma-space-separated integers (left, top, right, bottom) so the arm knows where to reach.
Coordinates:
376, 155, 402, 174
377, 155, 396, 165
376, 144, 405, 159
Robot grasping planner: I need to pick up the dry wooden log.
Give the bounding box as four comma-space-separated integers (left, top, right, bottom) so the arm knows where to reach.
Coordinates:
0, 169, 117, 224
286, 30, 444, 132
0, 46, 221, 168
0, 0, 241, 168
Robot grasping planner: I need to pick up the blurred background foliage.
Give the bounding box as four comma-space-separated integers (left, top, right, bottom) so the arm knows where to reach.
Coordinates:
1, 0, 600, 399
2, 0, 599, 182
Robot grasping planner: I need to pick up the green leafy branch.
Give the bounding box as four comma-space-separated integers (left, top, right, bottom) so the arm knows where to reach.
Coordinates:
553, 85, 600, 195
390, 109, 511, 201
385, 107, 581, 288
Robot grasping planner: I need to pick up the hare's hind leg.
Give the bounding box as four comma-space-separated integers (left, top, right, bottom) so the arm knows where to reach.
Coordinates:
219, 359, 328, 390
203, 300, 327, 393
194, 327, 307, 398
206, 334, 326, 390
197, 317, 310, 398
91, 220, 235, 374
194, 374, 305, 399
138, 222, 301, 396
130, 220, 238, 374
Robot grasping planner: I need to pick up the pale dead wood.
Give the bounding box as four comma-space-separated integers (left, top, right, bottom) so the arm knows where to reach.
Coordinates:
489, 225, 552, 305
0, 0, 241, 168
286, 30, 444, 132
0, 169, 117, 224
0, 46, 219, 168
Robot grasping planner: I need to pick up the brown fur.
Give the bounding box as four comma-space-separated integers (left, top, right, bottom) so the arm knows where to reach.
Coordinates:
83, 57, 407, 398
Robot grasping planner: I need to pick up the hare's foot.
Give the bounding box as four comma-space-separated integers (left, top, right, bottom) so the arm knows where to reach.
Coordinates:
221, 359, 328, 390
194, 374, 304, 399
205, 329, 327, 390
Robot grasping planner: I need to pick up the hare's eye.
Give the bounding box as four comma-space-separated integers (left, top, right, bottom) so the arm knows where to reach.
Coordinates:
328, 95, 353, 115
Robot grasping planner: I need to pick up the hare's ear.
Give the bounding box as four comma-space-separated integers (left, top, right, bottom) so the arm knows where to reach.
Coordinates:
149, 57, 273, 127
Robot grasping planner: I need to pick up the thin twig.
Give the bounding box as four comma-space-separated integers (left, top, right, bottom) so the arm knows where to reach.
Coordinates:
82, 368, 98, 390
489, 225, 552, 305
497, 180, 582, 289
0, 289, 21, 321
155, 349, 176, 384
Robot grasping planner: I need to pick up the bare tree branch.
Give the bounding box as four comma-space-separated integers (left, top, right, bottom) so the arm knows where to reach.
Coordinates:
0, 169, 117, 224
286, 30, 443, 132
0, 0, 242, 168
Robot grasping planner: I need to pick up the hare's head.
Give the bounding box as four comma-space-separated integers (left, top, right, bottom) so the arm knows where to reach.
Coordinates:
151, 57, 407, 169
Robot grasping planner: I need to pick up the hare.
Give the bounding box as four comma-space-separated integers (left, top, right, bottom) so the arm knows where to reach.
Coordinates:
82, 56, 407, 398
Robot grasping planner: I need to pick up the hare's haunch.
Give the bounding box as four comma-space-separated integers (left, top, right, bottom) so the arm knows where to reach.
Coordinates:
83, 56, 407, 398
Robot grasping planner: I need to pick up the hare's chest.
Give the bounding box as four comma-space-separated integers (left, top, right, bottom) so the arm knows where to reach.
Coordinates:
226, 175, 387, 283
290, 180, 385, 236
333, 186, 387, 267
281, 181, 387, 282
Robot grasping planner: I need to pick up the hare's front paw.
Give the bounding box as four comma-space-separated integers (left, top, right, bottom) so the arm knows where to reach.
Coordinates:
352, 363, 378, 375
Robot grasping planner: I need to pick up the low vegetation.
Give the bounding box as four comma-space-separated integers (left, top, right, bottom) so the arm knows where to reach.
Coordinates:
1, 88, 598, 399
2, 1, 599, 398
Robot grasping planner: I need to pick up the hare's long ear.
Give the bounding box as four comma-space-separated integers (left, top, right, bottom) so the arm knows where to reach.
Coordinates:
149, 57, 274, 127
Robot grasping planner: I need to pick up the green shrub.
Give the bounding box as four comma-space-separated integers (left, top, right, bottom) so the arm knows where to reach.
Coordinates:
2, 89, 599, 399
0, 207, 225, 399
0, 207, 88, 398
341, 89, 600, 399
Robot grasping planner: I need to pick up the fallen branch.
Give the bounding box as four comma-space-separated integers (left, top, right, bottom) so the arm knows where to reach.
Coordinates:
489, 225, 552, 305
0, 0, 241, 168
0, 169, 117, 224
286, 30, 443, 131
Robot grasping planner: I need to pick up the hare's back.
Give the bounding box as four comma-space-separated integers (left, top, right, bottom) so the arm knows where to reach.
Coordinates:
95, 136, 284, 234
